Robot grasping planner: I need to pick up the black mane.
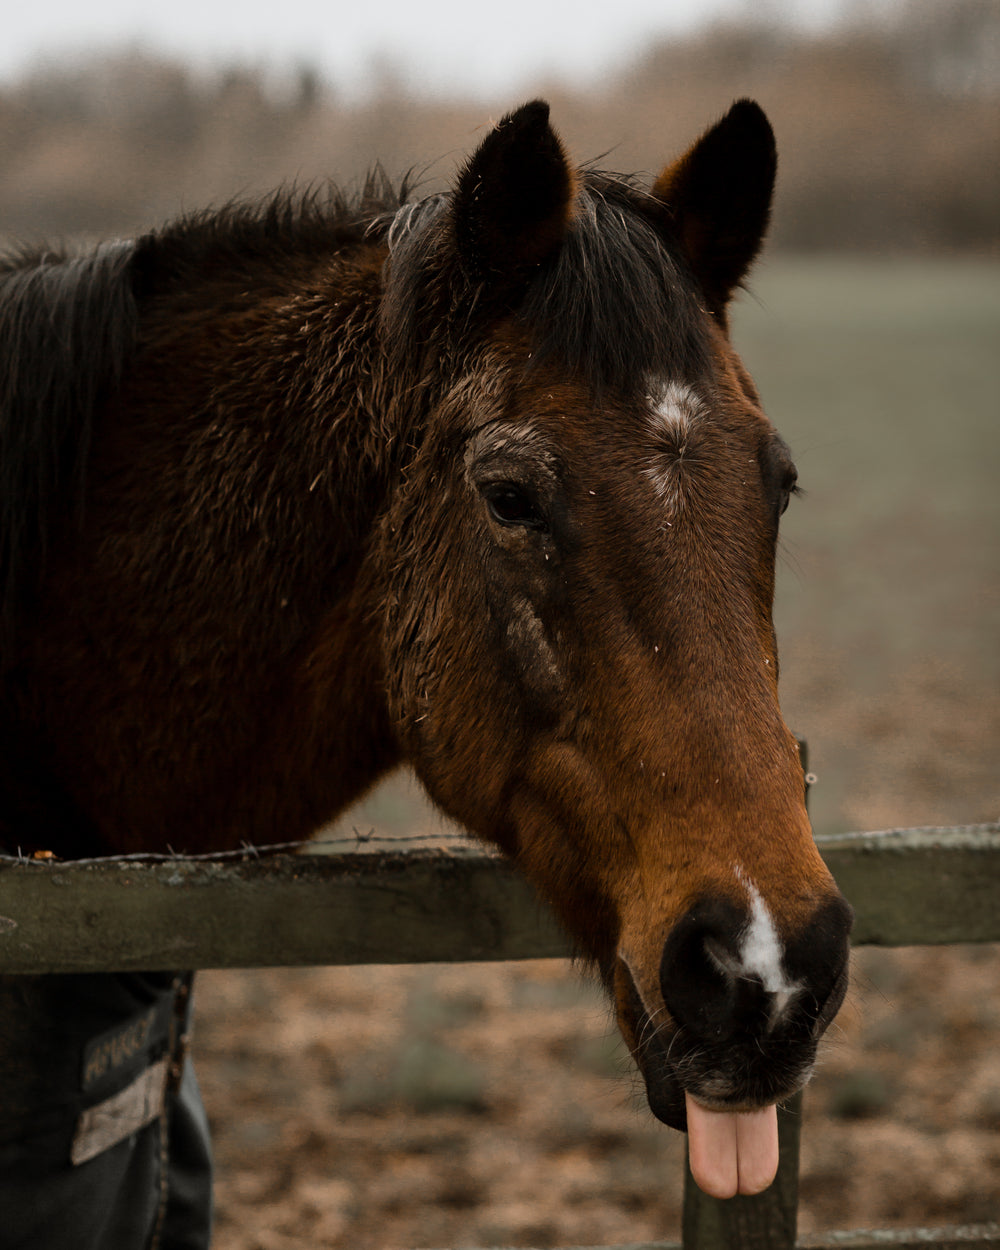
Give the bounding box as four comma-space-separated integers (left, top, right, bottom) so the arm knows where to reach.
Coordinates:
0, 241, 137, 657
131, 171, 405, 298
0, 177, 402, 659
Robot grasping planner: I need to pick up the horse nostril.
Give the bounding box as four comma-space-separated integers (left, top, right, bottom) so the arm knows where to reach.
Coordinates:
659, 898, 747, 1043
784, 893, 854, 1034
659, 891, 854, 1045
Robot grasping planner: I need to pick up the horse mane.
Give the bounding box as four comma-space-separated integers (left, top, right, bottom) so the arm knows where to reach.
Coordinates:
130, 170, 407, 297
0, 240, 138, 657
381, 170, 711, 396
0, 173, 407, 661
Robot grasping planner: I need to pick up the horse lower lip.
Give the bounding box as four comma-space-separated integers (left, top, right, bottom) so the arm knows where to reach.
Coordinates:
646, 1076, 793, 1133
648, 1088, 688, 1131
641, 1053, 803, 1133
641, 1066, 688, 1131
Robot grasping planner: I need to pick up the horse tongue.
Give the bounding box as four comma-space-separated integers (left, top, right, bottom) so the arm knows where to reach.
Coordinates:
684, 1092, 779, 1199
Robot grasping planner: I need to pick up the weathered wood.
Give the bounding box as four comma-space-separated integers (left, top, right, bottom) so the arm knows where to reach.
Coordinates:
816, 825, 1000, 946
431, 1222, 1000, 1249
0, 843, 568, 974
681, 1092, 802, 1250
2, 834, 997, 1250
0, 824, 997, 974
798, 1224, 1000, 1248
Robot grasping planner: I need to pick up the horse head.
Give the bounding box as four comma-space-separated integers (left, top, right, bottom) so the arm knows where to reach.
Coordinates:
375, 100, 852, 1196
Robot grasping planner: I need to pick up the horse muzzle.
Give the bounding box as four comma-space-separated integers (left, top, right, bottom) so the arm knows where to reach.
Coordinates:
615, 890, 853, 1132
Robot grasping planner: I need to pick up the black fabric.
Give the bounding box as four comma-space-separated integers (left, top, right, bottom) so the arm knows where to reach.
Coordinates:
159, 1060, 214, 1250
0, 972, 213, 1250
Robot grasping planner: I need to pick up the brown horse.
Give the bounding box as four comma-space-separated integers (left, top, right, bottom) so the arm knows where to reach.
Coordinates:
0, 100, 851, 1202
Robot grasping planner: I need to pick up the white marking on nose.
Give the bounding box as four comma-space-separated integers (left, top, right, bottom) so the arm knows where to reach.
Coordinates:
735, 869, 802, 1029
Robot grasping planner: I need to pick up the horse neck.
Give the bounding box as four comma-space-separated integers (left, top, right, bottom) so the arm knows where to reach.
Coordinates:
55, 251, 414, 853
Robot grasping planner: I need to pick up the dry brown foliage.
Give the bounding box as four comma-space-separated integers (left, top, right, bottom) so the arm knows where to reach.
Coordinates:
1, 1, 997, 251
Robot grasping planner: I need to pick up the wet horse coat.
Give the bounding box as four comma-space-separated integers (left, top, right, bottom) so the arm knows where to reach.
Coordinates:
0, 100, 851, 1230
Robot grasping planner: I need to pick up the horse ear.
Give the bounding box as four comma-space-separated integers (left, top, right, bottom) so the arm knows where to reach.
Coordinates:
653, 100, 776, 317
453, 100, 575, 285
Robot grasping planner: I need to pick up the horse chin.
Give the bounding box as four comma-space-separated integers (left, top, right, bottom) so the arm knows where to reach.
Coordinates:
643, 1069, 689, 1131
625, 1014, 690, 1131
613, 955, 688, 1130
640, 1062, 806, 1133
631, 1012, 814, 1133
614, 954, 810, 1134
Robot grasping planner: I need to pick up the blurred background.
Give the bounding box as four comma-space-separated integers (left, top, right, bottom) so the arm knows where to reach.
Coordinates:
2, 0, 996, 836
3, 1, 997, 1246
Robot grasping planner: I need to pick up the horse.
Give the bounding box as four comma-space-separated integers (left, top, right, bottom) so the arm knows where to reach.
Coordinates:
0, 99, 852, 1235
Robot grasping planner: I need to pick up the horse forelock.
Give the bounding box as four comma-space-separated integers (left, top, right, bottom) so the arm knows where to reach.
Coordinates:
381, 170, 711, 396
521, 174, 712, 395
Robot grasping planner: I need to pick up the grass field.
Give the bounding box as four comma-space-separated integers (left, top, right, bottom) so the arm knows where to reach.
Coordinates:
327, 256, 999, 841
736, 255, 999, 832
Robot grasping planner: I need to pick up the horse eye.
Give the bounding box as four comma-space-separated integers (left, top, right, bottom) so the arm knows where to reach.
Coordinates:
482, 482, 546, 530
779, 469, 800, 517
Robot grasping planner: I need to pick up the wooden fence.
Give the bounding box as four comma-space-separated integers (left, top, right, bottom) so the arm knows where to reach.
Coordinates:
1, 821, 998, 1250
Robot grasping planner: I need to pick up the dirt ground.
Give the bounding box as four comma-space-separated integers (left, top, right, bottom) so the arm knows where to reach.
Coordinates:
192, 940, 1000, 1250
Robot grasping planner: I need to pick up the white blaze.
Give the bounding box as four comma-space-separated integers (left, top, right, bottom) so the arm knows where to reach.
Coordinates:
735, 869, 801, 1027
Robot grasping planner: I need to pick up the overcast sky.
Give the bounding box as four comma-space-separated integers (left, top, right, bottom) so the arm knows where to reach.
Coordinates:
3, 0, 873, 97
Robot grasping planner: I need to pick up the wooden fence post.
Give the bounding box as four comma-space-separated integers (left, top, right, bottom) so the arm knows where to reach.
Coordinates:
680, 741, 811, 1248
681, 1090, 802, 1249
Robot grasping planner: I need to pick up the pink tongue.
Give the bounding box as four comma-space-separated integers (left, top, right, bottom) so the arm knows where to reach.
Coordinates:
685, 1092, 779, 1199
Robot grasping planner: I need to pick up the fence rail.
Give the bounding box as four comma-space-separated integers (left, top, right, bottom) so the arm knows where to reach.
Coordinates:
1, 823, 998, 1250
465, 1228, 1000, 1250
0, 824, 998, 974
